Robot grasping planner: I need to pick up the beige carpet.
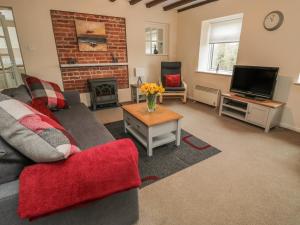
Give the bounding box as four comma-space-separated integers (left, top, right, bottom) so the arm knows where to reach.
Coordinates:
94, 100, 300, 225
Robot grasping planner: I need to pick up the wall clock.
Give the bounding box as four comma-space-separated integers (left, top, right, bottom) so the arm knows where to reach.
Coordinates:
264, 11, 284, 31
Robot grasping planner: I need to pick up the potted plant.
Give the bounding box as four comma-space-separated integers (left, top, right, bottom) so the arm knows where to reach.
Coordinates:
140, 83, 165, 112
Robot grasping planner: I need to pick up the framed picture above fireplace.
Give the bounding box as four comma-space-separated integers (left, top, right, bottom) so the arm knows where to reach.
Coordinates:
75, 19, 108, 52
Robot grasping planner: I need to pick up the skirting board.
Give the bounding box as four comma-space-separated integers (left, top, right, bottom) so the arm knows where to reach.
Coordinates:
279, 122, 300, 133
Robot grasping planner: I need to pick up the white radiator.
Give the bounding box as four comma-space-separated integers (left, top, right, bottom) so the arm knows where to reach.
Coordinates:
193, 85, 220, 107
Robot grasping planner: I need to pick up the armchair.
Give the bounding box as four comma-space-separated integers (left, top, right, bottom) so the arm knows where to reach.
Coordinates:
159, 62, 187, 103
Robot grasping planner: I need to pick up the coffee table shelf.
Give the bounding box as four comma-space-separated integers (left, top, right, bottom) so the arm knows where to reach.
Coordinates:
126, 125, 176, 148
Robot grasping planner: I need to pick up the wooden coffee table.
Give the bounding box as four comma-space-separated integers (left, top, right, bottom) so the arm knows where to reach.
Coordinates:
122, 103, 183, 157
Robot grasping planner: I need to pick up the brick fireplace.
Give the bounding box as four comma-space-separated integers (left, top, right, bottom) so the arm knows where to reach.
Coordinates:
50, 10, 129, 93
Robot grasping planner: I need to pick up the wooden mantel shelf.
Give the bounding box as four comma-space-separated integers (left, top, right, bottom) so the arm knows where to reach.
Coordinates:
60, 63, 128, 68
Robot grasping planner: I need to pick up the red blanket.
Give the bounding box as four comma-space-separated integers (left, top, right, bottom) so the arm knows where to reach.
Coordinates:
18, 138, 141, 220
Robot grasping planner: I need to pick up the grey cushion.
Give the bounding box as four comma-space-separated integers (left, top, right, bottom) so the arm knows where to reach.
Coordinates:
0, 138, 33, 185
0, 93, 80, 163
0, 86, 33, 185
1, 85, 32, 104
54, 104, 115, 149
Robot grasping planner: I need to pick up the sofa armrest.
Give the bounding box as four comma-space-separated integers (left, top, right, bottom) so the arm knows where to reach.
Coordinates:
63, 91, 81, 106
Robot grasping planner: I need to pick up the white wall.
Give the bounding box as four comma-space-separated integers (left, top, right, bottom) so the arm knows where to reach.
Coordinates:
0, 0, 178, 104
177, 0, 300, 132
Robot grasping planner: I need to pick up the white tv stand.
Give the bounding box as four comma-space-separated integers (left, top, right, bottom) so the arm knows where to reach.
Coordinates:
219, 93, 285, 132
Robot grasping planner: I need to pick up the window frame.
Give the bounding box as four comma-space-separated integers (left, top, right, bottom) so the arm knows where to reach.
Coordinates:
145, 22, 169, 56
197, 13, 243, 76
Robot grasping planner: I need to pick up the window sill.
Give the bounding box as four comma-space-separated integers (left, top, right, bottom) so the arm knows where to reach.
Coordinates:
196, 70, 233, 76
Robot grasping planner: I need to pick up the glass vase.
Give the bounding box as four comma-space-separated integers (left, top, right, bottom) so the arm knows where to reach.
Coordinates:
146, 94, 157, 112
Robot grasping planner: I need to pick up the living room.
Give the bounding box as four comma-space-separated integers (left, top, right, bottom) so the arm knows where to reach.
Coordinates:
0, 0, 299, 225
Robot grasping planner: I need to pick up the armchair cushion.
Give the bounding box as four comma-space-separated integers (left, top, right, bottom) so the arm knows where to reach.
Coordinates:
165, 85, 186, 92
161, 62, 182, 87
165, 74, 181, 87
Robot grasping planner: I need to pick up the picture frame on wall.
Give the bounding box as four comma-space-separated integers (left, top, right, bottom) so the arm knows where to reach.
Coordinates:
75, 19, 108, 52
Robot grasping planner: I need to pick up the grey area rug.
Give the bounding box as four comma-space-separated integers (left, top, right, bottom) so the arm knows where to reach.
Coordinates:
105, 121, 221, 188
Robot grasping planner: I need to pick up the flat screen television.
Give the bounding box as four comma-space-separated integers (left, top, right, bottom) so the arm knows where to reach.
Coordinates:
230, 65, 279, 100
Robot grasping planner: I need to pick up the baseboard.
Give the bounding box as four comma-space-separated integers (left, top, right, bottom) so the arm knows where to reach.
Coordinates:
279, 123, 300, 133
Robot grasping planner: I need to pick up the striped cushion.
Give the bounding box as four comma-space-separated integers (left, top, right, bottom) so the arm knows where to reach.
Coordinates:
0, 93, 80, 163
25, 75, 67, 110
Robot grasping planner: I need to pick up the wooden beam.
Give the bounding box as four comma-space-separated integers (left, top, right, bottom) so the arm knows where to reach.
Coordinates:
178, 0, 218, 12
163, 0, 196, 11
129, 0, 143, 5
146, 0, 167, 8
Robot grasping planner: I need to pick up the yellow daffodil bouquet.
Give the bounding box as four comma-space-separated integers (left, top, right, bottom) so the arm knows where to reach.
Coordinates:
140, 83, 165, 112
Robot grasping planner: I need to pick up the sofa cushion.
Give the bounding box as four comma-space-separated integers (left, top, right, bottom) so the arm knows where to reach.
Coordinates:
28, 100, 60, 123
24, 75, 68, 110
0, 138, 33, 185
0, 93, 80, 163
1, 85, 32, 104
54, 104, 115, 149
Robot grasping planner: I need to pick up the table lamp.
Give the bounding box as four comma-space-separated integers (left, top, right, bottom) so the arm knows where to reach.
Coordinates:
134, 67, 145, 87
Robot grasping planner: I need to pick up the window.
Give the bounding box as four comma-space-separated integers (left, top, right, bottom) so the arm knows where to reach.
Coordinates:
145, 22, 168, 55
198, 14, 243, 74
0, 7, 25, 89
0, 7, 24, 70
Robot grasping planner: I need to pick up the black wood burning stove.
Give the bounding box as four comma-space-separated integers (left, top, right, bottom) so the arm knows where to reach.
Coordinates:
88, 78, 119, 110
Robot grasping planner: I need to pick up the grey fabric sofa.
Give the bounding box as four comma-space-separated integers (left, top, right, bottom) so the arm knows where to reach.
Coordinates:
0, 86, 139, 225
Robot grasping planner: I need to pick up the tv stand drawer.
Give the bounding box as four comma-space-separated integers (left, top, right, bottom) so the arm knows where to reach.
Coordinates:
246, 104, 270, 127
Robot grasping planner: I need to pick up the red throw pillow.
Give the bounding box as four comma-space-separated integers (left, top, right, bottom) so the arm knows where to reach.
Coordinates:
165, 74, 181, 87
29, 100, 60, 123
24, 75, 68, 110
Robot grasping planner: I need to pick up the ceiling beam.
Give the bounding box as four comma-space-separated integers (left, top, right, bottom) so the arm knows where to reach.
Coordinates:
163, 0, 196, 11
129, 0, 143, 5
177, 0, 218, 12
146, 0, 167, 8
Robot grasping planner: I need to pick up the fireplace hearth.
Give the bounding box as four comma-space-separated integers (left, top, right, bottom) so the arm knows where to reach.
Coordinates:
88, 78, 119, 110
